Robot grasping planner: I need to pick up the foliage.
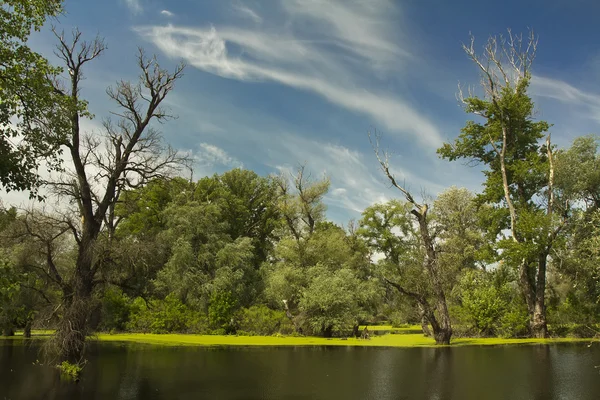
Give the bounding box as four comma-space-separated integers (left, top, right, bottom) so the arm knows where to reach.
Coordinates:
208, 291, 237, 333
127, 295, 198, 334
452, 270, 511, 336
235, 305, 293, 335
299, 267, 371, 336
99, 288, 131, 332
56, 360, 83, 380
0, 0, 65, 195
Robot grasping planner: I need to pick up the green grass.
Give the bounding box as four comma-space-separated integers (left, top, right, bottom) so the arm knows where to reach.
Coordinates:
92, 332, 598, 348
359, 325, 422, 333
2, 330, 596, 348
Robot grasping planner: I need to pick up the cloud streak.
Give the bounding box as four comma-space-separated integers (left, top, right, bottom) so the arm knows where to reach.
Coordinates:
531, 75, 600, 124
232, 3, 262, 23
135, 0, 443, 148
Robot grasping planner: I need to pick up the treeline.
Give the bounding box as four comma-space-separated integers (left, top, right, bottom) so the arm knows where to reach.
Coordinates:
1, 153, 600, 341
1, 1, 600, 365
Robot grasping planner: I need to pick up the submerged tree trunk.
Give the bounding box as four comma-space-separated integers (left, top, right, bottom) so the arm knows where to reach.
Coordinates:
53, 232, 96, 362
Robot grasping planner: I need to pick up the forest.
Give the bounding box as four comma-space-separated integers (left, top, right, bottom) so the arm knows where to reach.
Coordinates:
1, 0, 600, 370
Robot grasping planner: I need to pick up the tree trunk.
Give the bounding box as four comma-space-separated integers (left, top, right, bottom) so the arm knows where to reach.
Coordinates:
24, 321, 32, 338
54, 233, 96, 362
417, 304, 431, 337
414, 208, 453, 345
519, 257, 549, 338
531, 255, 549, 338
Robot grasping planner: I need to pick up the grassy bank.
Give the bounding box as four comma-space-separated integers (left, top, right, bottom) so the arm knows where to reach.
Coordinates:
2, 330, 596, 348
94, 333, 596, 348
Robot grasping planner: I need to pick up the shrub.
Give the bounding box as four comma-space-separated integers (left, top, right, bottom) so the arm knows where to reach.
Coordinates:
208, 291, 237, 333
99, 288, 131, 332
236, 305, 293, 335
497, 302, 530, 338
128, 295, 195, 333
57, 361, 83, 381
453, 270, 511, 336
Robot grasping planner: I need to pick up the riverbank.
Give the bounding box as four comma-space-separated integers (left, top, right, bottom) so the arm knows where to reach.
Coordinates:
2, 330, 596, 348
93, 333, 598, 347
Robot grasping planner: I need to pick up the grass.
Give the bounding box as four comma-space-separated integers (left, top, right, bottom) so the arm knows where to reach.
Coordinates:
2, 329, 596, 348
358, 325, 423, 333
93, 332, 597, 348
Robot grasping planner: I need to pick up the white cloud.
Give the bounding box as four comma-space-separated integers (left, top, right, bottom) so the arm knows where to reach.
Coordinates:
531, 75, 600, 124
232, 3, 262, 23
124, 0, 143, 15
135, 0, 443, 148
196, 143, 243, 169
160, 9, 174, 17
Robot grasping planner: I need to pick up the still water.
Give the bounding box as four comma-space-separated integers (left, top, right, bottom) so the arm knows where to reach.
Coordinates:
1, 341, 599, 400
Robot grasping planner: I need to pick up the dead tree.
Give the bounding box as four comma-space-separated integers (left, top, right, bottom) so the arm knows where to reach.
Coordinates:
370, 132, 452, 345
42, 28, 186, 362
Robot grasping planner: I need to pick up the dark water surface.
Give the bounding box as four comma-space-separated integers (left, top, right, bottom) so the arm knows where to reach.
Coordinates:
1, 341, 599, 400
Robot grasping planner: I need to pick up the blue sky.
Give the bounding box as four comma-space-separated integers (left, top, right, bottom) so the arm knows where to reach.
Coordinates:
3, 0, 600, 224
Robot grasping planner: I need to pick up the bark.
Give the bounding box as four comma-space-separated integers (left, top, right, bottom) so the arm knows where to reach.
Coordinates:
371, 134, 453, 345
532, 255, 548, 338
23, 321, 32, 338
417, 304, 432, 337
413, 207, 453, 345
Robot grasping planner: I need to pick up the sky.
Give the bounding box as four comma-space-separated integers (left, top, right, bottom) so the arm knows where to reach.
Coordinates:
2, 0, 600, 224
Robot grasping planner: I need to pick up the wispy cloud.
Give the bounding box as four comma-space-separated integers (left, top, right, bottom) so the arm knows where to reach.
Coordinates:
531, 75, 600, 124
196, 143, 243, 169
124, 0, 143, 15
232, 3, 262, 23
160, 9, 174, 17
135, 0, 443, 148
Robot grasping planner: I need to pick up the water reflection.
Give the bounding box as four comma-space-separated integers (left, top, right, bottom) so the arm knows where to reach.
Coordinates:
1, 341, 599, 400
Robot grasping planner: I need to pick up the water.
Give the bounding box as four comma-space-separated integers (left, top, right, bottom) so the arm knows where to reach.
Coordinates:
1, 341, 599, 399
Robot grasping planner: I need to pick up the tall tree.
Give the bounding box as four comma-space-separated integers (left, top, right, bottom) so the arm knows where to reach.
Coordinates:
367, 135, 453, 344
37, 29, 185, 362
0, 0, 64, 196
438, 31, 567, 338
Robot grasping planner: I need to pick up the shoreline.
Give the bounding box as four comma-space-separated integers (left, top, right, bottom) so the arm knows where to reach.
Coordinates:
2, 331, 596, 348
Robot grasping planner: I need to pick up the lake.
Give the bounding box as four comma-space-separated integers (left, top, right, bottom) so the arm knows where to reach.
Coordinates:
1, 341, 599, 399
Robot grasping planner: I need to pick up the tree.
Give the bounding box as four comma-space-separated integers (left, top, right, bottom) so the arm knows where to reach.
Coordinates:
0, 0, 64, 196
438, 31, 567, 338
368, 134, 453, 344
30, 29, 186, 362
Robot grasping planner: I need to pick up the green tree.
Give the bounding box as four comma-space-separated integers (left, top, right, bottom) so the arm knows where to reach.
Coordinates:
1, 0, 64, 195
438, 31, 564, 338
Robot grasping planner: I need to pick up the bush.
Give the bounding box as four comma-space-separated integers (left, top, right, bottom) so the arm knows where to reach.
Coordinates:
57, 361, 83, 381
497, 303, 530, 338
236, 305, 293, 335
453, 270, 511, 336
99, 288, 131, 332
208, 291, 237, 333
128, 295, 196, 333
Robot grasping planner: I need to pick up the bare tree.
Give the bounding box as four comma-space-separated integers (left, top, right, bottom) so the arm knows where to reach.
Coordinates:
38, 28, 187, 362
369, 132, 452, 345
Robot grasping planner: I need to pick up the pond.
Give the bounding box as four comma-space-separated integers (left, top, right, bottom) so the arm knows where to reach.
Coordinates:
1, 341, 599, 399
